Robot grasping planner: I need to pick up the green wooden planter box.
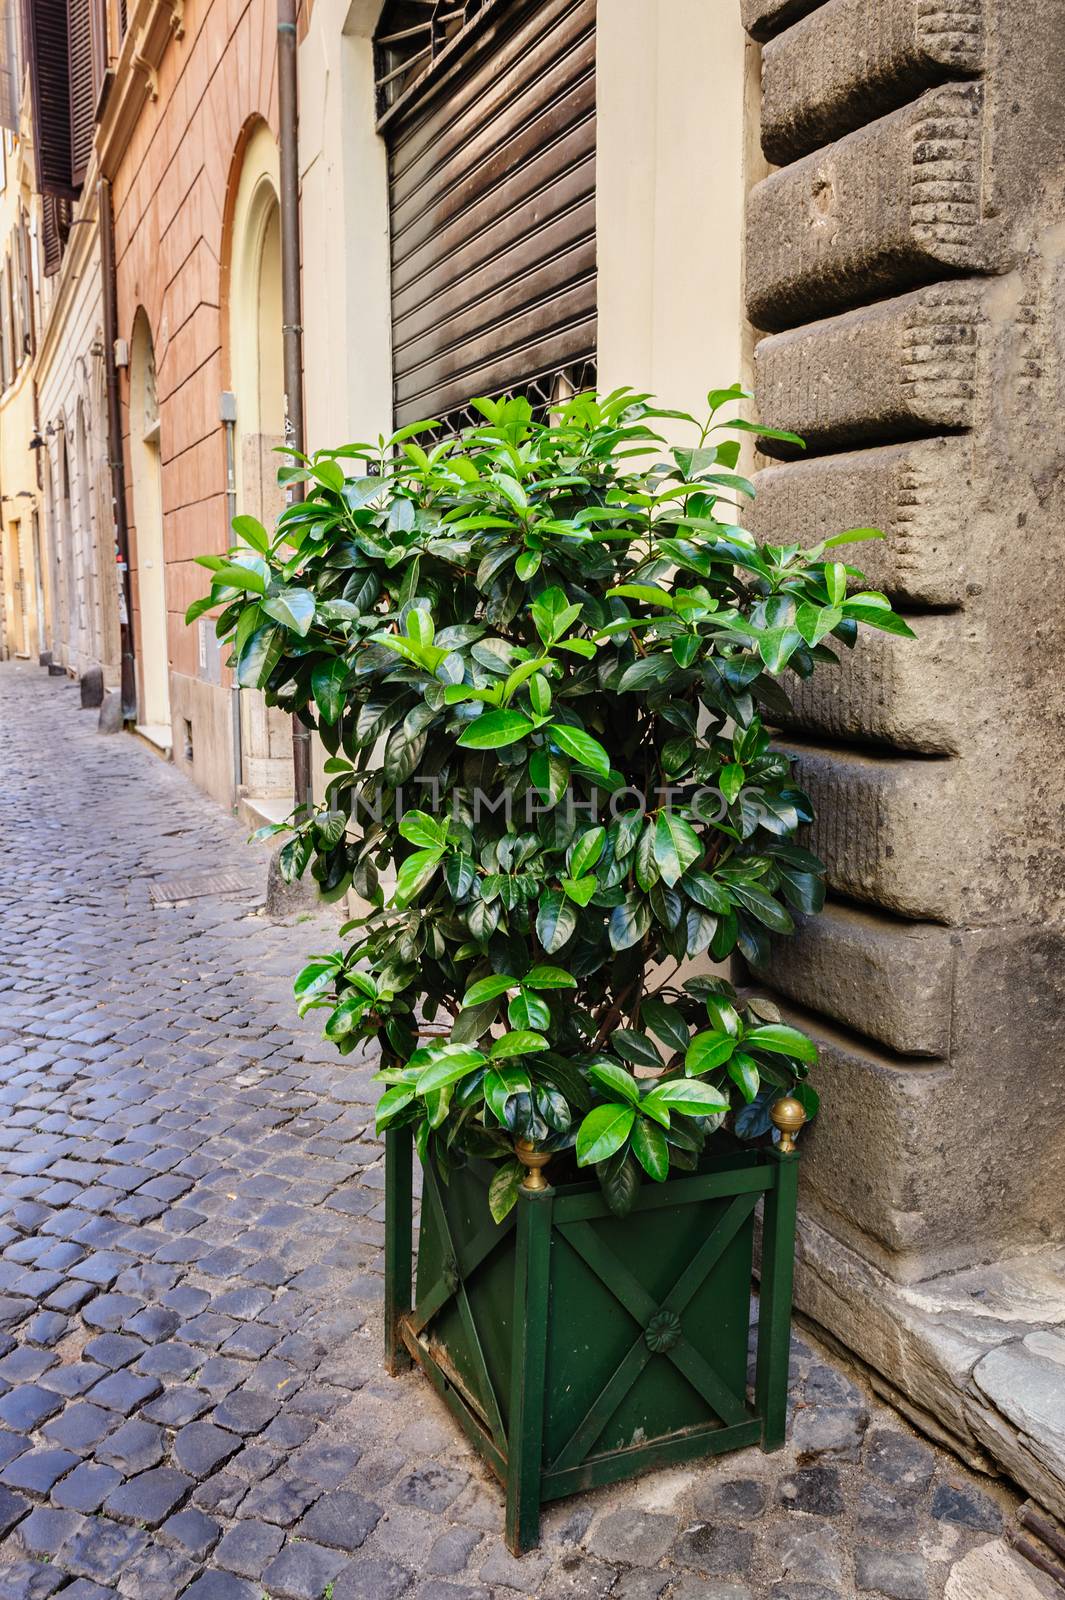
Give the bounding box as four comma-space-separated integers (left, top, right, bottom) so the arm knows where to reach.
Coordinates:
384, 1128, 800, 1552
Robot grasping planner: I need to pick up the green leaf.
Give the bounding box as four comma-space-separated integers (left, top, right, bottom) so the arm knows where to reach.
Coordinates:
822, 526, 883, 549
375, 1084, 416, 1132
684, 1030, 737, 1075
393, 847, 443, 908
825, 561, 848, 606
728, 1051, 761, 1103
570, 826, 606, 879
745, 1023, 818, 1062
611, 1029, 663, 1069
398, 809, 445, 848
631, 1116, 669, 1182
719, 763, 745, 805
462, 972, 517, 1007
640, 999, 690, 1056
682, 870, 731, 913
587, 1061, 641, 1104
488, 1160, 524, 1223
489, 1031, 548, 1060
653, 812, 703, 886
262, 586, 316, 636
529, 748, 568, 805
548, 723, 611, 777
608, 893, 652, 952
841, 603, 916, 638
415, 1045, 487, 1092
535, 891, 577, 954
597, 1148, 640, 1216
523, 965, 577, 990
576, 1102, 635, 1166
236, 624, 284, 689
384, 705, 435, 785
484, 1065, 532, 1123
561, 875, 597, 906
457, 709, 534, 750
451, 997, 501, 1044
209, 559, 267, 594
731, 882, 794, 934
311, 658, 349, 725
509, 988, 550, 1031
184, 594, 216, 625
643, 1078, 729, 1115
231, 513, 270, 553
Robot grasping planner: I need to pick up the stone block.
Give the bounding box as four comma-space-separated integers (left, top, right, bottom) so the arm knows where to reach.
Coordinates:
781, 740, 964, 920
80, 667, 104, 709
749, 438, 971, 607
781, 613, 964, 754
742, 0, 825, 42
755, 902, 954, 1057
789, 923, 1065, 1273
748, 85, 994, 331
753, 283, 983, 452
761, 0, 986, 164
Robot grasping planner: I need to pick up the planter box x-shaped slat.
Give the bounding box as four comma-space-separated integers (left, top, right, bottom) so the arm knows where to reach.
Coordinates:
385, 1129, 800, 1552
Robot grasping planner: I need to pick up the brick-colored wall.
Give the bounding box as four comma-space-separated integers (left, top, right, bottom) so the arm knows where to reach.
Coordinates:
113, 0, 278, 689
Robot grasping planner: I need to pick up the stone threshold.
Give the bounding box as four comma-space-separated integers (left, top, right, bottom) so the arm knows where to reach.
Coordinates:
132, 722, 173, 759
796, 1214, 1065, 1525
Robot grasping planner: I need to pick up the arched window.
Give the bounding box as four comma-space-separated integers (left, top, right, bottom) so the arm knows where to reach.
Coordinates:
374, 0, 597, 432
227, 122, 285, 524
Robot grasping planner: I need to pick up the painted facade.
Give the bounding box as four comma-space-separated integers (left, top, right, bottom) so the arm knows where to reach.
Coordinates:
0, 129, 45, 666
95, 0, 293, 810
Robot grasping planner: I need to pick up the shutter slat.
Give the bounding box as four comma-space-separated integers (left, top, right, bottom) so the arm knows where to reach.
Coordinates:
391, 68, 595, 271
68, 0, 95, 185
383, 0, 597, 427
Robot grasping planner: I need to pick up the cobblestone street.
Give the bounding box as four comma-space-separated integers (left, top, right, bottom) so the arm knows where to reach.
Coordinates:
0, 662, 1032, 1600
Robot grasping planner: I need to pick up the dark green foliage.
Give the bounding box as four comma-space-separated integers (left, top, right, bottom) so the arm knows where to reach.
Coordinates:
189, 385, 912, 1218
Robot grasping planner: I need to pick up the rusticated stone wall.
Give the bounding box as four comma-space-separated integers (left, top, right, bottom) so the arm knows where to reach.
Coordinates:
743, 0, 1065, 1355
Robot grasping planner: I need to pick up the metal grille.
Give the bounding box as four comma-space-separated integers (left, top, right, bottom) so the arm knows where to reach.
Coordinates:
374, 0, 500, 125
148, 870, 260, 906
416, 357, 597, 443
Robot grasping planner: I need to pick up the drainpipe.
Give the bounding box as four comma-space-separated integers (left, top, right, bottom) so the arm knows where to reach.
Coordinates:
220, 390, 244, 801
277, 0, 314, 818
98, 176, 137, 719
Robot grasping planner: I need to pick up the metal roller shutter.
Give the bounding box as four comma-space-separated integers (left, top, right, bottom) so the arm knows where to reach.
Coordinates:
377, 0, 597, 428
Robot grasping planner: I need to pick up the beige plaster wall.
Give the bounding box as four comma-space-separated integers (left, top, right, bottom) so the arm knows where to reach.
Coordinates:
596, 1, 753, 424
298, 0, 392, 455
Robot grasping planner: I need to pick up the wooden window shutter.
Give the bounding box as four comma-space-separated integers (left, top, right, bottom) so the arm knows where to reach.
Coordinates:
377, 0, 597, 429
21, 0, 76, 198
41, 194, 71, 276
17, 211, 34, 357
68, 0, 95, 186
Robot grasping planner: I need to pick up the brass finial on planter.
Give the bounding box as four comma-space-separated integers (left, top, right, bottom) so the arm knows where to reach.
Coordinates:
770, 1095, 806, 1155
514, 1139, 551, 1191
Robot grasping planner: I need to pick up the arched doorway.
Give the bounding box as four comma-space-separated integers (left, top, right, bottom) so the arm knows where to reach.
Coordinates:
129, 310, 170, 737
226, 121, 291, 806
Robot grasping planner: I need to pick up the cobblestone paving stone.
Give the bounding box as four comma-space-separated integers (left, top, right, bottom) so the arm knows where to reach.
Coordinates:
0, 664, 1022, 1599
